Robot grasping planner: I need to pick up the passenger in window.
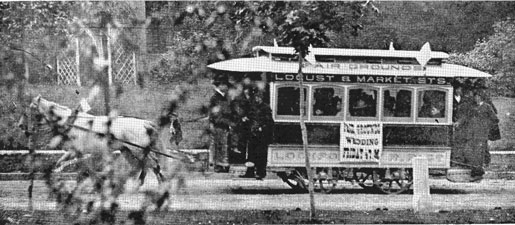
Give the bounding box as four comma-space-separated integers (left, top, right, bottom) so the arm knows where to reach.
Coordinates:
351, 91, 376, 117
419, 102, 443, 118
277, 87, 301, 115
353, 98, 370, 117
313, 88, 334, 116
383, 91, 396, 117
395, 91, 411, 117
334, 97, 344, 117
313, 89, 324, 115
418, 92, 444, 118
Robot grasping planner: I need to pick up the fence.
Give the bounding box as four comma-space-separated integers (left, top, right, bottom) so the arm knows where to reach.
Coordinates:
56, 29, 137, 86
57, 38, 80, 86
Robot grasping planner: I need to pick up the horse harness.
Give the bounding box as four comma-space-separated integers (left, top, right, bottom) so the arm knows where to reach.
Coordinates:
33, 105, 187, 161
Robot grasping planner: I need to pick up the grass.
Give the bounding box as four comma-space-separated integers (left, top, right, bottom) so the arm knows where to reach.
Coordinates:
2, 208, 515, 224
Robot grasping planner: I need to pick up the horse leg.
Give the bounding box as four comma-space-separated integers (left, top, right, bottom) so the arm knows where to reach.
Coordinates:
138, 153, 149, 186
138, 169, 147, 186
153, 164, 164, 184
176, 162, 189, 195
119, 146, 147, 186
56, 151, 73, 168
139, 147, 155, 185
148, 153, 164, 184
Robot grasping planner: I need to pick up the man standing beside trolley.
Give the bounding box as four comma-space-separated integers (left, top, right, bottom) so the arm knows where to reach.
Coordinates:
209, 79, 233, 173
246, 91, 274, 180
468, 90, 499, 180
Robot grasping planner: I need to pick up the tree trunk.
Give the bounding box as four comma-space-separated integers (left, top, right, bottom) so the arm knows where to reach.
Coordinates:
20, 52, 35, 211
298, 54, 316, 220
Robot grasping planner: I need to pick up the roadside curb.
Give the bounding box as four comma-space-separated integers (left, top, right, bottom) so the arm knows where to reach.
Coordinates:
1, 171, 513, 181
0, 172, 279, 181
485, 171, 515, 180
0, 173, 76, 181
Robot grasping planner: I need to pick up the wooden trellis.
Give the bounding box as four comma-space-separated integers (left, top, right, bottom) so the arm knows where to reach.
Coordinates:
111, 41, 137, 85
56, 31, 137, 86
57, 38, 80, 86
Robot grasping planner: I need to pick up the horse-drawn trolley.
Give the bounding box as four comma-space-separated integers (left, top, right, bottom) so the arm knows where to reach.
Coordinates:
207, 43, 492, 194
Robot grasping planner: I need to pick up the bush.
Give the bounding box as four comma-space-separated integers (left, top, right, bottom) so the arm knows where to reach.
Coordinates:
448, 19, 515, 97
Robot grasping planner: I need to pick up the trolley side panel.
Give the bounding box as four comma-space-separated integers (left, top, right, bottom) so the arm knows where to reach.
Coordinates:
267, 145, 450, 168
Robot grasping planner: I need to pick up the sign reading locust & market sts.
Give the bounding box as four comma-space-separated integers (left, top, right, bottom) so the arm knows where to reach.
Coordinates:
271, 73, 452, 85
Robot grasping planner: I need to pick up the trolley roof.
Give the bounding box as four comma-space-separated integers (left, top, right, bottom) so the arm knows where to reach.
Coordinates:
207, 45, 492, 78
252, 46, 450, 59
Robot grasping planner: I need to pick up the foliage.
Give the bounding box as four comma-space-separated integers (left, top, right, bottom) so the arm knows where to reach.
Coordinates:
333, 1, 515, 52
448, 19, 515, 97
147, 36, 210, 84
0, 2, 145, 87
0, 153, 72, 173
0, 2, 72, 46
0, 2, 73, 86
0, 3, 158, 224
6, 2, 515, 224
276, 1, 372, 56
200, 1, 375, 220
4, 208, 515, 224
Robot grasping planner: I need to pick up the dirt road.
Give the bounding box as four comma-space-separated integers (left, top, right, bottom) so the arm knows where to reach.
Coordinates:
1, 173, 514, 212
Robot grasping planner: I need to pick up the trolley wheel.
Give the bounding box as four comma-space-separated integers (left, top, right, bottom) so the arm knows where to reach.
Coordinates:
278, 170, 308, 193
356, 171, 376, 191
317, 179, 337, 193
279, 169, 341, 193
375, 168, 413, 194
356, 169, 413, 194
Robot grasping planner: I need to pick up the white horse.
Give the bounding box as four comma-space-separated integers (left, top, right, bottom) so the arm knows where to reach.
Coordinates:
29, 94, 164, 184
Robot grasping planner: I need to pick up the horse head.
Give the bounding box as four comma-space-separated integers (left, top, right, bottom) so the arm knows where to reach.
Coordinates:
29, 94, 71, 126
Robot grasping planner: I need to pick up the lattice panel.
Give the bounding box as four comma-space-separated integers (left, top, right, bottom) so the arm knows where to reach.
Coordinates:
57, 53, 79, 86
112, 42, 136, 84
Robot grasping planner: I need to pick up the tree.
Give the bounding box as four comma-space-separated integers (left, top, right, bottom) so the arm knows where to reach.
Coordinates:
272, 2, 375, 220
329, 1, 515, 52
170, 1, 375, 220
0, 2, 75, 84
448, 19, 515, 97
1, 2, 149, 222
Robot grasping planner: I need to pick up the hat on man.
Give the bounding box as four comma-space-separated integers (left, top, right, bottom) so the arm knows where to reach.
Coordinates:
212, 73, 229, 86
253, 91, 265, 99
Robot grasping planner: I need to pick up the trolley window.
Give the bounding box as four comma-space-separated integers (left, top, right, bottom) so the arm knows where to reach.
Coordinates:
383, 88, 413, 120
312, 86, 345, 119
276, 85, 308, 117
347, 87, 378, 119
273, 123, 340, 145
417, 89, 448, 122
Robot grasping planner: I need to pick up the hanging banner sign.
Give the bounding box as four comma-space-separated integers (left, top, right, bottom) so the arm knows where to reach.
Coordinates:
340, 121, 383, 162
